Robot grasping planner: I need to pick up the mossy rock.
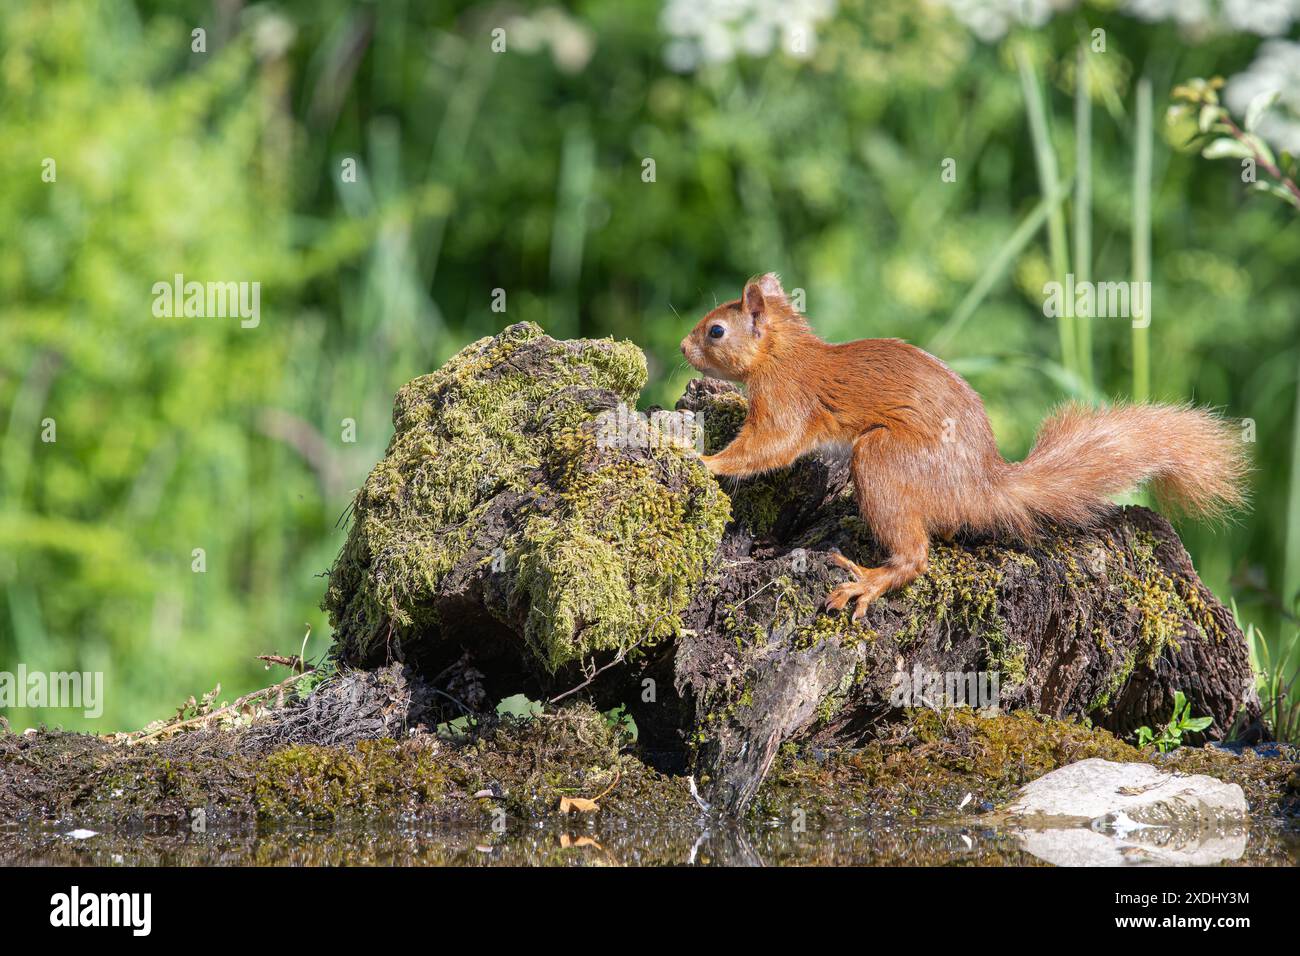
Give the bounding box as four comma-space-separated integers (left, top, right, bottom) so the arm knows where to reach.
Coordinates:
323, 322, 729, 673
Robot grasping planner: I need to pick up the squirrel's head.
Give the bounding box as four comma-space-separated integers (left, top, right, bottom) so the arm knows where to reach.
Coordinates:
680, 273, 806, 382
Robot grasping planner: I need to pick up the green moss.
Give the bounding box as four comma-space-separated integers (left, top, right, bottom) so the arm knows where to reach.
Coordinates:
1065, 529, 1229, 716
254, 739, 447, 821
835, 524, 1227, 705
902, 544, 1004, 638
5, 706, 1294, 856
756, 709, 1146, 821
1118, 533, 1188, 665
699, 390, 749, 453
323, 323, 729, 670
1089, 649, 1137, 713
729, 479, 784, 537
891, 542, 1029, 685
1, 702, 702, 830
515, 424, 729, 670
793, 607, 876, 650
694, 388, 809, 538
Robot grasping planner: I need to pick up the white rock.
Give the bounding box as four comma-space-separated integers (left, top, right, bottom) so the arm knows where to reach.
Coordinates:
1005, 758, 1249, 867
1007, 758, 1247, 826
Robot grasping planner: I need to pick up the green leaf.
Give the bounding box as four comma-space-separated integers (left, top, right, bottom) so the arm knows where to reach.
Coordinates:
1241, 132, 1276, 168
1201, 137, 1252, 160
1183, 716, 1213, 733
1198, 104, 1224, 133
435, 715, 471, 740
1245, 90, 1280, 133
496, 693, 544, 720
1249, 181, 1299, 207
602, 703, 638, 742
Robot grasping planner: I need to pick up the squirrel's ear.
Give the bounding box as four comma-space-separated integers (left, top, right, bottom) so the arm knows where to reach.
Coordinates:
742, 273, 787, 331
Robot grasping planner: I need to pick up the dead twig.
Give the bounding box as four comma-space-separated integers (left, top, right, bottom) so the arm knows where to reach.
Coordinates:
256, 654, 313, 672
124, 671, 315, 747
592, 768, 622, 803
547, 611, 675, 705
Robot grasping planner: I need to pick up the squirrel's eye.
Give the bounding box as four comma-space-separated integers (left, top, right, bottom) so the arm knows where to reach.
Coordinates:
708, 324, 725, 340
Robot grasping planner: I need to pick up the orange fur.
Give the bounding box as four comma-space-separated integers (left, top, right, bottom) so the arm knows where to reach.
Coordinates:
681, 274, 1250, 620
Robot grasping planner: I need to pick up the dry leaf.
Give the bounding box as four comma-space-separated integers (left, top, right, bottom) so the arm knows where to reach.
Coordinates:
558, 796, 600, 813
560, 834, 602, 849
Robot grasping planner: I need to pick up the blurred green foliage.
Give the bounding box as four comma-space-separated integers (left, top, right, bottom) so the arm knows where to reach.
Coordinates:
2, 0, 1298, 730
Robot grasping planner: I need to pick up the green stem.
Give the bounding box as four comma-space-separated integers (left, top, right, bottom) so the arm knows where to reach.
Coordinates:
927, 179, 1073, 355
1074, 45, 1093, 390
1285, 368, 1300, 617
1016, 44, 1075, 378
1132, 76, 1152, 404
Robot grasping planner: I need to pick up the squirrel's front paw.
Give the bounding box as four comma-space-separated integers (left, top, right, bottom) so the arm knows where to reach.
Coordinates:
700, 454, 723, 476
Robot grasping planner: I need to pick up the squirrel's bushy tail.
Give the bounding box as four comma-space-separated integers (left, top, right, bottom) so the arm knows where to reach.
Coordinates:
991, 403, 1248, 538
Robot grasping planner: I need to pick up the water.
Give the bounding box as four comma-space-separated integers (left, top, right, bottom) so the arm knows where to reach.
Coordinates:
5, 815, 1297, 866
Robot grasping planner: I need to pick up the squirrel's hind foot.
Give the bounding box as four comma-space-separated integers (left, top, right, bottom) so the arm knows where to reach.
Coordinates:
825, 553, 889, 621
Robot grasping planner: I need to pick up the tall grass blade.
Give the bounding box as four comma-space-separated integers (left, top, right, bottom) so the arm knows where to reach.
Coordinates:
1016, 44, 1075, 378
1074, 45, 1093, 389
1132, 76, 1153, 403
928, 178, 1073, 354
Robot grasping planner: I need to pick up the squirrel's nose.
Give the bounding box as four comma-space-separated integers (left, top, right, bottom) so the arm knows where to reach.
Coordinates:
680, 339, 688, 356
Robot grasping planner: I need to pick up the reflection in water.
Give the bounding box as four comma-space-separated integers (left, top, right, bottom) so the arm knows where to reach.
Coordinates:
1015, 823, 1250, 867
2, 815, 1296, 866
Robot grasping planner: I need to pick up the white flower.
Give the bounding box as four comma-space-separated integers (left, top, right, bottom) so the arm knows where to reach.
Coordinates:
1125, 0, 1212, 28
944, 0, 1300, 41
1222, 0, 1297, 37
1226, 39, 1300, 154
504, 7, 595, 74
738, 19, 775, 56
942, 0, 1077, 43
1124, 0, 1300, 37
660, 0, 837, 70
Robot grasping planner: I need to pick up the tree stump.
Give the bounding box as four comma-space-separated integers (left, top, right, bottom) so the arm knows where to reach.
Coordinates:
323, 324, 1265, 815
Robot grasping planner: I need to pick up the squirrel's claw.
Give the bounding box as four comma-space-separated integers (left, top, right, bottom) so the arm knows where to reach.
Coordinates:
826, 580, 875, 619
824, 583, 851, 613
826, 554, 883, 620
827, 551, 860, 574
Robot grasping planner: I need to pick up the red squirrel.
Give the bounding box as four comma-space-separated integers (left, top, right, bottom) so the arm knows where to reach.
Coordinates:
681, 273, 1248, 620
